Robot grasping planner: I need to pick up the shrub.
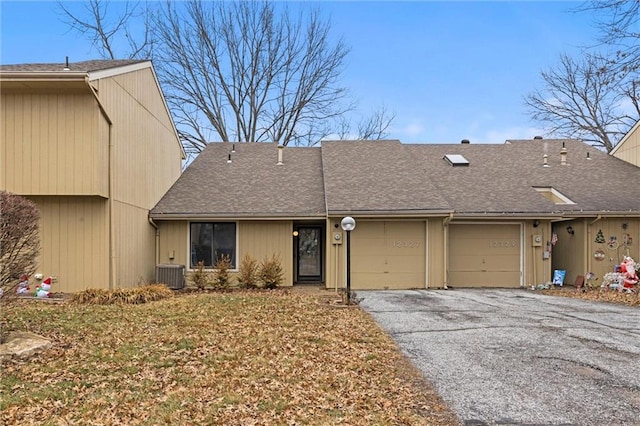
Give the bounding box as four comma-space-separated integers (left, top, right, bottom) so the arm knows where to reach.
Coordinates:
191, 261, 212, 290
259, 254, 284, 289
213, 255, 233, 290
237, 254, 259, 288
0, 191, 40, 290
70, 284, 174, 305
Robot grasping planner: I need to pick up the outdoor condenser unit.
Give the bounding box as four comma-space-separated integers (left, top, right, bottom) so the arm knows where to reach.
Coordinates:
156, 264, 185, 290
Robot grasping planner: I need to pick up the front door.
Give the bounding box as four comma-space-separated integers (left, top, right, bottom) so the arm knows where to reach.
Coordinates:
295, 226, 323, 283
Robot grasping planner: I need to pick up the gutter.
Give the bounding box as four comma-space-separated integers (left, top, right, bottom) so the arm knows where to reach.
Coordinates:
148, 217, 160, 266
442, 213, 454, 289
84, 76, 116, 290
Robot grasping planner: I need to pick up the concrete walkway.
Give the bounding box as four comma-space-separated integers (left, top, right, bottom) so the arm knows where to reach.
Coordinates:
359, 289, 640, 426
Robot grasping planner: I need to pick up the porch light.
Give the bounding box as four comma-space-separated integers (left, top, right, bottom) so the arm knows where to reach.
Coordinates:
341, 217, 356, 304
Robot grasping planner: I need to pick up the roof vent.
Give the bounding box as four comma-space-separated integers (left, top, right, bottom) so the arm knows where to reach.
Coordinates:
63, 56, 70, 71
277, 145, 284, 166
461, 139, 470, 144
534, 136, 543, 140
443, 154, 469, 167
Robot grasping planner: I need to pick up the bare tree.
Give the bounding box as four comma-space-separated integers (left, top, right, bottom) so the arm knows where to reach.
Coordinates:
525, 53, 639, 152
57, 0, 394, 156
0, 191, 40, 289
57, 0, 153, 60
578, 0, 640, 73
526, 1, 640, 152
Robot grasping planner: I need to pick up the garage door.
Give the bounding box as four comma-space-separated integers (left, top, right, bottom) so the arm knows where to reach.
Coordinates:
449, 224, 521, 288
351, 221, 425, 289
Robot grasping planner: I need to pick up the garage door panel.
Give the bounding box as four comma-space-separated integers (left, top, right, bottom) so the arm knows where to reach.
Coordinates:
351, 221, 425, 289
448, 271, 521, 288
449, 224, 521, 288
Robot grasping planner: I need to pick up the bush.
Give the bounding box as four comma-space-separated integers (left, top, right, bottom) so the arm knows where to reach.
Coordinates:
237, 254, 259, 288
70, 284, 174, 305
191, 261, 212, 290
259, 254, 284, 289
213, 255, 233, 290
0, 191, 40, 290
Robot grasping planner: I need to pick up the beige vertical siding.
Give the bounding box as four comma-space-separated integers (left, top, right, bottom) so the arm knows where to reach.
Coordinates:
94, 67, 182, 289
96, 69, 182, 209
586, 218, 639, 283
550, 220, 585, 287
523, 220, 551, 287
28, 196, 109, 293
0, 90, 107, 196
156, 220, 294, 287
157, 221, 189, 266
113, 202, 158, 288
427, 219, 445, 288
326, 218, 344, 291
239, 221, 293, 286
612, 124, 640, 166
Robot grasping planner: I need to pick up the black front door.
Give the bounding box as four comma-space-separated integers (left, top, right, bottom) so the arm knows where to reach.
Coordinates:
295, 226, 323, 283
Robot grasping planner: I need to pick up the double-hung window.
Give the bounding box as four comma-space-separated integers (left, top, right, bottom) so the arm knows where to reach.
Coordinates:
190, 222, 236, 268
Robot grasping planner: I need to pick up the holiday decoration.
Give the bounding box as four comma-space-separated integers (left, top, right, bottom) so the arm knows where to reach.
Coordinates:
619, 257, 638, 291
35, 276, 53, 298
594, 229, 605, 244
16, 274, 30, 295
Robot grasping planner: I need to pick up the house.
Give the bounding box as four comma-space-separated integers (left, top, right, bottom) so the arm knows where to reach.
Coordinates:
151, 139, 640, 290
611, 119, 640, 167
1, 60, 185, 292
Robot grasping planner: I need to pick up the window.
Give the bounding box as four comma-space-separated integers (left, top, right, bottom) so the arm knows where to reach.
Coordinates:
190, 222, 236, 268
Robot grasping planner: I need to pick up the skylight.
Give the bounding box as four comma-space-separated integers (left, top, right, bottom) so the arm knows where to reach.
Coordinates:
443, 154, 469, 166
533, 187, 575, 205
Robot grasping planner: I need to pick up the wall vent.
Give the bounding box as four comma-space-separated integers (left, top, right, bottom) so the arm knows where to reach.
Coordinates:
156, 264, 185, 289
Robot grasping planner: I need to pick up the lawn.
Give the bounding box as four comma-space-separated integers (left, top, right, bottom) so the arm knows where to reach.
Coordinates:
1, 290, 459, 425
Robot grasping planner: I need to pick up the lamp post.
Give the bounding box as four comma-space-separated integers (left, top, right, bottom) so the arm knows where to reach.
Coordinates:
340, 216, 356, 305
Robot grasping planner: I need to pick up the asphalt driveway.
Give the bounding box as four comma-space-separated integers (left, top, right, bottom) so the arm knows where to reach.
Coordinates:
358, 289, 640, 426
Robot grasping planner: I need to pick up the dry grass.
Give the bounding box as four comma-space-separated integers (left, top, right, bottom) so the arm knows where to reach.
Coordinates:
1, 290, 459, 425
541, 286, 640, 307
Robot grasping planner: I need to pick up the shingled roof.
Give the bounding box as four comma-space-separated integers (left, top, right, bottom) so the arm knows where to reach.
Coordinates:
151, 142, 326, 218
0, 59, 147, 73
151, 139, 640, 219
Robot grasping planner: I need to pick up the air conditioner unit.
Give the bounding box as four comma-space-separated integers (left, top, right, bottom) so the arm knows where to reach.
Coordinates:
156, 264, 185, 290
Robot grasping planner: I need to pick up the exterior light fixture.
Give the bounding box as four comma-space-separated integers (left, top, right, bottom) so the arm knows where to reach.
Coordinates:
566, 225, 574, 235
340, 216, 356, 304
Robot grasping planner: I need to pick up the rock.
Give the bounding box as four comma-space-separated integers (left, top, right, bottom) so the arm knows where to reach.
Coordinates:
0, 331, 52, 361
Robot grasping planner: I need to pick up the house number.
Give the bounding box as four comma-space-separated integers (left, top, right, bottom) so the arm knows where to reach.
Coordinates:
392, 240, 421, 248
489, 240, 517, 248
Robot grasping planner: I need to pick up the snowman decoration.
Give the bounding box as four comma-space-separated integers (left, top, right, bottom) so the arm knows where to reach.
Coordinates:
16, 274, 30, 295
36, 277, 53, 298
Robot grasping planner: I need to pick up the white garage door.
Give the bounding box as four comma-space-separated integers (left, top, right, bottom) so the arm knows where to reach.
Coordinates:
449, 224, 522, 288
351, 221, 425, 289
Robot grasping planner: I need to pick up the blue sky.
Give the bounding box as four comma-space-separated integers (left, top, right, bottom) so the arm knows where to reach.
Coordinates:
0, 1, 600, 144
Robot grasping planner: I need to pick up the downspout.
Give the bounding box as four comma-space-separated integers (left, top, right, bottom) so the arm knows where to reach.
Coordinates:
149, 217, 160, 266
85, 77, 116, 290
442, 213, 454, 289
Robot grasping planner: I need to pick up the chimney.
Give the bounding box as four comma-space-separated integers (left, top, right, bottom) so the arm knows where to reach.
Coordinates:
461, 139, 470, 144
560, 142, 567, 165
277, 145, 284, 165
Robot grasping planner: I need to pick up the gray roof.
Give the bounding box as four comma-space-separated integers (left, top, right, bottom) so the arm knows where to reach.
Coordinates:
151, 142, 326, 218
0, 59, 147, 73
151, 139, 640, 219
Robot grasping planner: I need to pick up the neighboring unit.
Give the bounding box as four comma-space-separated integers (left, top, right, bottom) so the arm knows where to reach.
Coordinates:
1, 60, 185, 292
151, 139, 640, 290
